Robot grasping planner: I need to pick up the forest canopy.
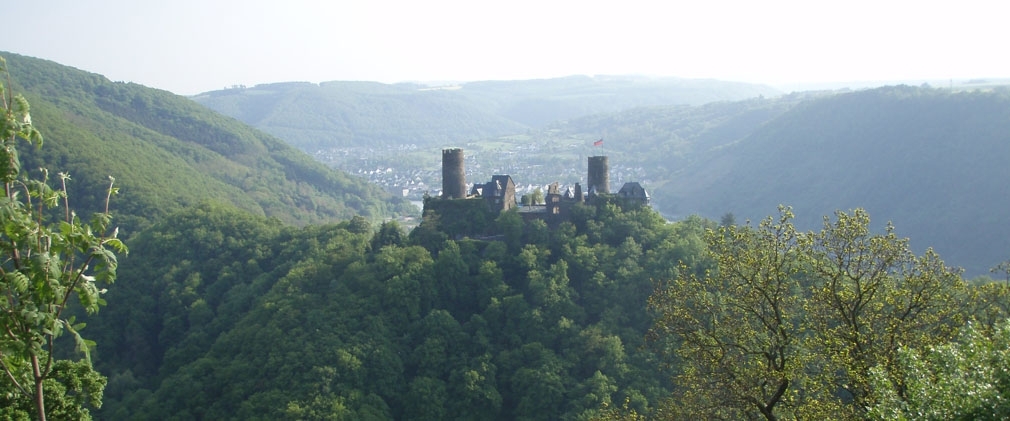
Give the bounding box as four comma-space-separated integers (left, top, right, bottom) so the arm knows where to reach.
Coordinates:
89, 199, 704, 419
80, 199, 1010, 420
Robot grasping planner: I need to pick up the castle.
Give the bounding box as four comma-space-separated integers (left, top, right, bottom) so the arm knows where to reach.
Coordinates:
433, 148, 649, 227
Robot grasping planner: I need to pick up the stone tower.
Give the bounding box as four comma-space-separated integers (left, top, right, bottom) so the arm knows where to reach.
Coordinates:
587, 156, 610, 195
442, 148, 466, 199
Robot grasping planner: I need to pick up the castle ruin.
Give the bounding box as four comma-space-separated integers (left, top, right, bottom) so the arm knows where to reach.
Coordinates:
428, 148, 649, 229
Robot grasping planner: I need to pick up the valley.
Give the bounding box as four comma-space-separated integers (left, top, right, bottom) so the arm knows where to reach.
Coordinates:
3, 50, 1010, 420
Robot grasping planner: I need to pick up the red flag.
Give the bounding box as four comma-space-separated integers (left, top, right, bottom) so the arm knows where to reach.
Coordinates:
593, 139, 603, 147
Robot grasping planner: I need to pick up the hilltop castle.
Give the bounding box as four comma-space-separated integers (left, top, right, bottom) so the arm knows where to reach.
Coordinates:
430, 148, 649, 227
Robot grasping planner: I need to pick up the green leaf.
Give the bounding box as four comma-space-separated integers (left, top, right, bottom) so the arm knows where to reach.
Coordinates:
6, 270, 29, 293
103, 238, 128, 254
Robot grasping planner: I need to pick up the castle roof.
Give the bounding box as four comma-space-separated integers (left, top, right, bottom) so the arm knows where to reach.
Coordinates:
486, 175, 514, 196
618, 182, 650, 200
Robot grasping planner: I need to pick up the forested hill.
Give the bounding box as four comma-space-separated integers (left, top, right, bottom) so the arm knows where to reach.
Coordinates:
651, 86, 1010, 277
2, 52, 413, 233
89, 200, 701, 419
192, 75, 779, 150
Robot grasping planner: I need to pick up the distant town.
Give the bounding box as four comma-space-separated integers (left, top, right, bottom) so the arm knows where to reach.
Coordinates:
313, 144, 653, 204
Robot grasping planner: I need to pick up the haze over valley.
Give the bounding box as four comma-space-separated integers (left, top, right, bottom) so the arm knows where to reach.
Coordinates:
190, 75, 1010, 278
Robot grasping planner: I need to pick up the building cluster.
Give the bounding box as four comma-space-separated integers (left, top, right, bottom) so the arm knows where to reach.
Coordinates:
435, 148, 649, 225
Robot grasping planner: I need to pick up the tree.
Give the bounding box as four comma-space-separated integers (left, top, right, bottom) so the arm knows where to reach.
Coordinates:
0, 57, 127, 420
648, 207, 967, 420
530, 187, 544, 205
346, 215, 371, 234
966, 281, 1010, 332
719, 212, 736, 227
495, 209, 524, 253
648, 208, 805, 420
802, 209, 966, 418
447, 354, 502, 420
370, 220, 404, 250
867, 320, 1010, 420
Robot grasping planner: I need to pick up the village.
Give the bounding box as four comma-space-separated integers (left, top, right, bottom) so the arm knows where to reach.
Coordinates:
313, 144, 652, 203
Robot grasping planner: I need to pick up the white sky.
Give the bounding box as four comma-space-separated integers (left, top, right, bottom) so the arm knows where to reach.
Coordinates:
3, 0, 1006, 95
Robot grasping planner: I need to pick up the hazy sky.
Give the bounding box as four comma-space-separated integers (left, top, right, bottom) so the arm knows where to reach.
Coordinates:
3, 0, 1005, 95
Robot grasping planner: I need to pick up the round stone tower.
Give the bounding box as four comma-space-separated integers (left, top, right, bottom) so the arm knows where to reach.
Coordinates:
587, 156, 610, 195
442, 148, 466, 199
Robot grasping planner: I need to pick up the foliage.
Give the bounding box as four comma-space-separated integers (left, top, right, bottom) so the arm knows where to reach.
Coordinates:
415, 196, 496, 239
53, 195, 1001, 420
649, 208, 805, 419
867, 319, 1010, 420
530, 187, 544, 205
87, 195, 702, 419
802, 209, 966, 418
0, 56, 126, 420
649, 207, 967, 420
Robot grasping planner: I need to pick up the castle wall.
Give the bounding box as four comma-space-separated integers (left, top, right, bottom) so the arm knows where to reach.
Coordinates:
442, 148, 466, 199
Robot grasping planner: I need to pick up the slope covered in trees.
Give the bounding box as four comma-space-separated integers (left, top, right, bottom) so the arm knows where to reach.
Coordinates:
88, 200, 712, 419
1, 52, 413, 234
85, 200, 1010, 420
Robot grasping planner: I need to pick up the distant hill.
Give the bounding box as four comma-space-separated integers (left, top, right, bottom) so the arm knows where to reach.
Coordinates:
455, 75, 781, 127
2, 52, 413, 234
192, 75, 779, 150
192, 81, 529, 151
545, 93, 811, 177
557, 86, 1010, 277
188, 56, 1010, 276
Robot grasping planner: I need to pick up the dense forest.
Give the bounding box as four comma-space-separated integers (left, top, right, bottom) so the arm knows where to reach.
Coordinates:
3, 52, 1010, 420
81, 200, 1010, 420
89, 200, 701, 419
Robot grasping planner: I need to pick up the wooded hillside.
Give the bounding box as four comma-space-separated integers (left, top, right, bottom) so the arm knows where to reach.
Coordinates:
2, 52, 413, 234
89, 201, 699, 419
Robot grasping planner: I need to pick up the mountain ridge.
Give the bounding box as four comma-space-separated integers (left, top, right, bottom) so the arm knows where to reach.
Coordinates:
192, 75, 780, 150
654, 86, 1010, 276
